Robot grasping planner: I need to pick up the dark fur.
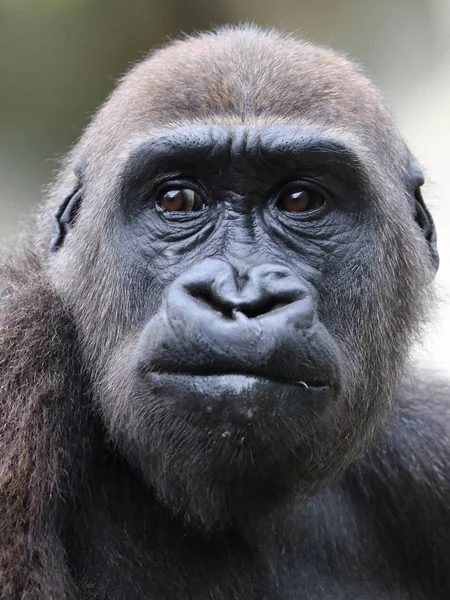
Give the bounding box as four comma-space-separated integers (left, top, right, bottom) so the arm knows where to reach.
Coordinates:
1, 26, 449, 599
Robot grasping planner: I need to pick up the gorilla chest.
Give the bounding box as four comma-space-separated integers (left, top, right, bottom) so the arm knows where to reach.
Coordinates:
71, 518, 427, 600
74, 556, 426, 600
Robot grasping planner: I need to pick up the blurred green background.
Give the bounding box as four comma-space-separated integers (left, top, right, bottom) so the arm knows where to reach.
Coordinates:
1, 0, 449, 367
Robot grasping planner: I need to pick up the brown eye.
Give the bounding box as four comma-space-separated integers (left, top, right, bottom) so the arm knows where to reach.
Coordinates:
158, 188, 205, 212
278, 188, 325, 213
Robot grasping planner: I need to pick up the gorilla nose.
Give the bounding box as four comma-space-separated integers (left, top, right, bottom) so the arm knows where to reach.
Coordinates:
139, 258, 341, 386
173, 259, 314, 326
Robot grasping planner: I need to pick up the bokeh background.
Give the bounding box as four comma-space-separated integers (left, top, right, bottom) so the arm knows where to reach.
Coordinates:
1, 0, 449, 368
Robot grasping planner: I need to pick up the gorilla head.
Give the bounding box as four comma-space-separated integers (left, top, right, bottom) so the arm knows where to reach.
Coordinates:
39, 27, 437, 531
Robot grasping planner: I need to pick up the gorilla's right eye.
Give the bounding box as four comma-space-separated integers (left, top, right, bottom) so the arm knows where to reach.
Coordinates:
158, 188, 206, 212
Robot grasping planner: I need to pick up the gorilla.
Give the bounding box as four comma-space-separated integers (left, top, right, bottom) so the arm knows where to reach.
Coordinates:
1, 25, 449, 600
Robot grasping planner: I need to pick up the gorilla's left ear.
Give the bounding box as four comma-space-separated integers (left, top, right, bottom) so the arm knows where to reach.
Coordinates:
50, 157, 84, 253
410, 167, 439, 274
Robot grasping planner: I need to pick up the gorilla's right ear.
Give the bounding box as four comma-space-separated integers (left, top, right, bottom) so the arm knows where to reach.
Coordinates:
50, 158, 84, 253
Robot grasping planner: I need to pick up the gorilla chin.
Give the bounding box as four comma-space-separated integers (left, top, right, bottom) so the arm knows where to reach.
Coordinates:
113, 371, 337, 530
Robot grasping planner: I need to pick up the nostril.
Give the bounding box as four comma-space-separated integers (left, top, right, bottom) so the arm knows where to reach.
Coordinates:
191, 290, 295, 320
234, 299, 290, 319
183, 265, 309, 321
187, 287, 291, 320
187, 288, 235, 319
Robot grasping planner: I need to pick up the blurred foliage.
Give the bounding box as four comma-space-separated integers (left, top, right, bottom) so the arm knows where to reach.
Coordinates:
0, 0, 446, 241
0, 0, 89, 9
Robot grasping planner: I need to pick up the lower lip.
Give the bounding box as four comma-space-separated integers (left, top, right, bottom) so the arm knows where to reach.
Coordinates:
144, 373, 334, 419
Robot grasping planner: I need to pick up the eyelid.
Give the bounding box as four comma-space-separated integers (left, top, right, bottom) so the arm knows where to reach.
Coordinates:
276, 179, 326, 195
157, 178, 209, 199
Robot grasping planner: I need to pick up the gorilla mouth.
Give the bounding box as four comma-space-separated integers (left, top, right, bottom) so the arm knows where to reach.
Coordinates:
145, 372, 335, 423
148, 371, 330, 390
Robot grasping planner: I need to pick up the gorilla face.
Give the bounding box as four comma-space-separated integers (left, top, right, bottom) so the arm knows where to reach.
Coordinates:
47, 35, 437, 529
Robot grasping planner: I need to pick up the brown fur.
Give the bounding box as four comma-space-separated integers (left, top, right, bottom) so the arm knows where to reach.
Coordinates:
0, 26, 441, 598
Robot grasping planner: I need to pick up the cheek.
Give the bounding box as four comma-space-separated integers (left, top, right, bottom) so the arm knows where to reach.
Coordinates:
122, 232, 216, 292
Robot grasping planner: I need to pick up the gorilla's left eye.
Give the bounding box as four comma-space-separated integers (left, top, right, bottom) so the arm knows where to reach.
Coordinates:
278, 188, 325, 213
158, 188, 206, 212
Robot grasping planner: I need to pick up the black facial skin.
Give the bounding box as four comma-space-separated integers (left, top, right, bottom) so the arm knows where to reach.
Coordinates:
123, 125, 355, 389
2, 26, 449, 600
91, 126, 350, 523
86, 125, 373, 526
